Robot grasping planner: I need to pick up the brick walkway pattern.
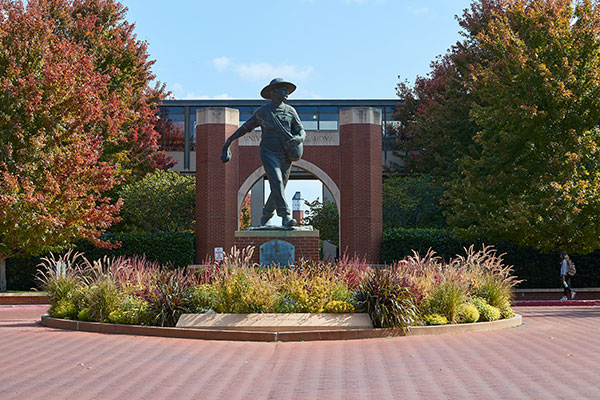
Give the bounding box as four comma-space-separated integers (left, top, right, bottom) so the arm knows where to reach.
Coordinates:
1, 305, 599, 399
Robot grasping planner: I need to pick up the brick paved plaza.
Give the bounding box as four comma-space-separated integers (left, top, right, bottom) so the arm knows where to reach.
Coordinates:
1, 305, 599, 399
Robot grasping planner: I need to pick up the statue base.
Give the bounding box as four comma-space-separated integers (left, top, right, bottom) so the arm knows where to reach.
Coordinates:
246, 225, 314, 231
234, 229, 320, 265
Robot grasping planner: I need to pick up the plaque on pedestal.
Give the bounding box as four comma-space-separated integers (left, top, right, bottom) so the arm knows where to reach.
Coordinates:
260, 240, 294, 267
234, 229, 320, 264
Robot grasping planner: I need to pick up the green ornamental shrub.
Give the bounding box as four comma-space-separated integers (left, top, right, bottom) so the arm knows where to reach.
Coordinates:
108, 297, 153, 325
500, 304, 515, 319
323, 300, 355, 313
482, 304, 501, 322
425, 280, 468, 323
306, 277, 344, 313
279, 278, 310, 312
188, 284, 217, 313
77, 307, 92, 321
273, 295, 303, 313
85, 277, 124, 322
49, 298, 78, 319
212, 271, 278, 314
423, 313, 448, 325
470, 297, 501, 322
457, 303, 480, 323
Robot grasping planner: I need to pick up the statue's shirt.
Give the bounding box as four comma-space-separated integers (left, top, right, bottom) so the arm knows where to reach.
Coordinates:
241, 103, 304, 152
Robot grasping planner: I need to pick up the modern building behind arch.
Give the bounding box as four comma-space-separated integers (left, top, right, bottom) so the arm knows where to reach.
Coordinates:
156, 99, 402, 174
157, 99, 401, 228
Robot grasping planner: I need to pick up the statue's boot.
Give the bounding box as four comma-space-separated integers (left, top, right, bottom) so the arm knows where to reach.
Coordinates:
282, 215, 297, 227
261, 214, 274, 226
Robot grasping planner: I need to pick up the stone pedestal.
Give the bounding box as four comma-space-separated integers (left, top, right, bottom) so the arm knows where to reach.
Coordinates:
234, 229, 320, 265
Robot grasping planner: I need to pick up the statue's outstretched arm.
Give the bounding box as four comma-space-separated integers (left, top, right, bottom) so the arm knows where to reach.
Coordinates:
221, 116, 258, 163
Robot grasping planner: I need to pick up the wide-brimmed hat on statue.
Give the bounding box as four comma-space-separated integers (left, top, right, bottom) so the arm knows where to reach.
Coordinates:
260, 78, 297, 99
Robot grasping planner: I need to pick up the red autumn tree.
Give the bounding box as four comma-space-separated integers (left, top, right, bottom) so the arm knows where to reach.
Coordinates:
35, 0, 172, 180
0, 0, 124, 290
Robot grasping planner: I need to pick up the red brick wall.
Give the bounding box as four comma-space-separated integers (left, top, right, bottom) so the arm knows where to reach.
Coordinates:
234, 232, 320, 264
0, 294, 50, 305
339, 123, 382, 262
195, 123, 239, 263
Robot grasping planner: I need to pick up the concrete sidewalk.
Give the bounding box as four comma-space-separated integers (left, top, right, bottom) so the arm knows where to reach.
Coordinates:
1, 305, 600, 399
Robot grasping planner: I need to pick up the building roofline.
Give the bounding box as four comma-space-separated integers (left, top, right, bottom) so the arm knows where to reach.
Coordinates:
160, 99, 399, 107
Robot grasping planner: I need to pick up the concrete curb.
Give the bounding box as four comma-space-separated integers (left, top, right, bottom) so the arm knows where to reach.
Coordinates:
40, 314, 522, 342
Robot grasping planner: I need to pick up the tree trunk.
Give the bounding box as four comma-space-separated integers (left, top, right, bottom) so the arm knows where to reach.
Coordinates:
0, 256, 6, 292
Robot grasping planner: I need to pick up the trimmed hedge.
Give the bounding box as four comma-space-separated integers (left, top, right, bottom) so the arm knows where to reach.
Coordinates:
6, 232, 194, 291
382, 228, 600, 288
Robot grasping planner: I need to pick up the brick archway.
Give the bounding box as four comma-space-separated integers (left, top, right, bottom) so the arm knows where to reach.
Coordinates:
236, 160, 342, 229
195, 107, 382, 262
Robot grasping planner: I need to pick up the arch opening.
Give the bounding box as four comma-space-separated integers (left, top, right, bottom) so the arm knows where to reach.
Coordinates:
237, 161, 340, 228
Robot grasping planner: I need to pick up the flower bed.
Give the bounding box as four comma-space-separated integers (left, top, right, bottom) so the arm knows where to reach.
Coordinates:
37, 245, 520, 333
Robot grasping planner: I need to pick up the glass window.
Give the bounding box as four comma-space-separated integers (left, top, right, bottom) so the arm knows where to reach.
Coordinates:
234, 106, 253, 114
239, 112, 252, 126
189, 107, 206, 151
296, 106, 318, 113
157, 108, 185, 151
319, 120, 337, 130
234, 106, 253, 125
299, 112, 318, 130
319, 106, 339, 113
319, 112, 338, 130
162, 106, 185, 114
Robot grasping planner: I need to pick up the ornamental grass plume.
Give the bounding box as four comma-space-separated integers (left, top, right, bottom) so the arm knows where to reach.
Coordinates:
335, 253, 371, 290
456, 245, 522, 308
220, 245, 256, 271
391, 248, 445, 306
36, 249, 87, 303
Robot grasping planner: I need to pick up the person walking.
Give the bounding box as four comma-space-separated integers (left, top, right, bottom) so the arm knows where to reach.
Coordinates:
560, 251, 575, 301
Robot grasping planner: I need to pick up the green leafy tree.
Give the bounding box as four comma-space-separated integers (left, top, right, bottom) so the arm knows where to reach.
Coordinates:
240, 194, 251, 230
0, 0, 123, 290
391, 1, 501, 178
303, 199, 339, 246
115, 170, 195, 233
383, 175, 445, 229
446, 0, 600, 253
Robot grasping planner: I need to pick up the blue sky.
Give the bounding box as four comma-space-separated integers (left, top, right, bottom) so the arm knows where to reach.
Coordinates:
123, 0, 473, 100
121, 0, 474, 212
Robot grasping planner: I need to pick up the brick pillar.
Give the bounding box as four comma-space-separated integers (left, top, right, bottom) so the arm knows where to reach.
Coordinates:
339, 107, 382, 263
195, 108, 239, 263
292, 210, 304, 224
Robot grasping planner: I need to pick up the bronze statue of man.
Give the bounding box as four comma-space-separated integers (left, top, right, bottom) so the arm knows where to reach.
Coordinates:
221, 78, 306, 228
